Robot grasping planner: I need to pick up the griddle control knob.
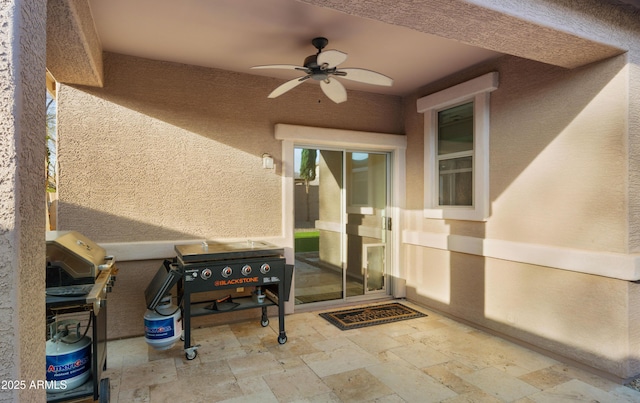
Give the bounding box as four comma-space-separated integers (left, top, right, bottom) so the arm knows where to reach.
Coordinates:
260, 263, 271, 274
222, 266, 232, 278
241, 265, 252, 276
201, 268, 212, 280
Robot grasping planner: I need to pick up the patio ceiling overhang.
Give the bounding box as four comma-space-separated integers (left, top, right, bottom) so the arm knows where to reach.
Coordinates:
45, 0, 632, 93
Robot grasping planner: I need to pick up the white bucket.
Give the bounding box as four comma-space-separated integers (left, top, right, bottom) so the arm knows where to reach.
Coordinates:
45, 321, 92, 393
144, 296, 182, 350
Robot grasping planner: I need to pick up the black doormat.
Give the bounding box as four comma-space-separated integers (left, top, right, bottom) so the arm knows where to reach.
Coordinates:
319, 302, 427, 330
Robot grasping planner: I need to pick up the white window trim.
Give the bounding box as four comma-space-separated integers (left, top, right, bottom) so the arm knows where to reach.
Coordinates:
417, 72, 498, 221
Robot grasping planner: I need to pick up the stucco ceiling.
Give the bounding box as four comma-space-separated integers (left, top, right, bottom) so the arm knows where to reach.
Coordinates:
87, 0, 504, 97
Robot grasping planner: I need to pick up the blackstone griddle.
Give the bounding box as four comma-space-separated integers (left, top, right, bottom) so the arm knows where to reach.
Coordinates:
175, 241, 292, 360
176, 240, 284, 262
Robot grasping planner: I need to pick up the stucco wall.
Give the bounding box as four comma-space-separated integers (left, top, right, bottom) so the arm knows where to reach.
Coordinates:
56, 52, 402, 244
405, 54, 628, 252
56, 52, 402, 339
402, 53, 640, 379
0, 0, 47, 402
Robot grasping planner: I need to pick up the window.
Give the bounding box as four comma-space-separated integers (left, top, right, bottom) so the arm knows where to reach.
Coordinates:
417, 72, 498, 221
438, 102, 473, 206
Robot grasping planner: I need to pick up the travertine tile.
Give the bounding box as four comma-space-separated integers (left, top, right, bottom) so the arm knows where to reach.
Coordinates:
302, 349, 379, 378
149, 376, 242, 403
117, 385, 150, 403
226, 350, 285, 379
526, 379, 630, 403
367, 360, 458, 402
263, 365, 331, 401
517, 367, 573, 390
236, 375, 275, 397
266, 335, 321, 359
176, 359, 234, 379
323, 368, 395, 402
197, 343, 248, 363
460, 367, 540, 401
347, 331, 404, 354
441, 389, 504, 402
388, 341, 452, 369
548, 363, 624, 392
105, 303, 640, 402
119, 358, 178, 390
424, 364, 483, 395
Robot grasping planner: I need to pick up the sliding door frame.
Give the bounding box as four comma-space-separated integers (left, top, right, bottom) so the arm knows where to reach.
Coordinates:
276, 124, 407, 312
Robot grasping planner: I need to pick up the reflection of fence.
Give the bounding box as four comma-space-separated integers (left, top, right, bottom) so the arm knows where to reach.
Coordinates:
294, 183, 319, 228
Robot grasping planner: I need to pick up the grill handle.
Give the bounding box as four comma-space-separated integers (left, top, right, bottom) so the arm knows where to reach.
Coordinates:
98, 256, 115, 271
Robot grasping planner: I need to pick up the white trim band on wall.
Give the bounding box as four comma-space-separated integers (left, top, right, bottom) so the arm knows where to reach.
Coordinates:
402, 230, 640, 281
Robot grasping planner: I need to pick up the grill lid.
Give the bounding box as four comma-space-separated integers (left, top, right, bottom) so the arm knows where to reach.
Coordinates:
175, 240, 284, 263
46, 231, 108, 279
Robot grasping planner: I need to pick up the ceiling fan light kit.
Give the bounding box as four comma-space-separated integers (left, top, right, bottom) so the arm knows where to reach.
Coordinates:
251, 37, 393, 104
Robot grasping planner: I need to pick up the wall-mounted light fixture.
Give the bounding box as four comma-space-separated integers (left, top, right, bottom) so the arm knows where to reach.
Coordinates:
262, 153, 274, 169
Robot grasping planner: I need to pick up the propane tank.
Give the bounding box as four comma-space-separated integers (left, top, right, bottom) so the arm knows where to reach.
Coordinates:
144, 296, 182, 350
45, 320, 91, 393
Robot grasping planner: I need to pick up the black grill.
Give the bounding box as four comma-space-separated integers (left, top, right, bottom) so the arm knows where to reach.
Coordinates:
175, 241, 292, 360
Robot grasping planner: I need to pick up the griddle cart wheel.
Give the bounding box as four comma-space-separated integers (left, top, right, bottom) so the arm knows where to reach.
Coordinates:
278, 334, 287, 345
186, 349, 198, 360
99, 378, 110, 403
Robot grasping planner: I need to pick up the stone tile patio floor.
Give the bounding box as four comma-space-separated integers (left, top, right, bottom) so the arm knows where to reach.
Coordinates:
103, 301, 640, 402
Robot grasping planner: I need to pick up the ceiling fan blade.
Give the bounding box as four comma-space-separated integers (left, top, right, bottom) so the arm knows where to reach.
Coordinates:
317, 50, 348, 68
320, 78, 347, 104
268, 76, 309, 98
251, 64, 308, 72
337, 68, 393, 86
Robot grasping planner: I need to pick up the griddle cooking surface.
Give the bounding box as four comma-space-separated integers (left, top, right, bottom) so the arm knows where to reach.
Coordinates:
176, 241, 283, 263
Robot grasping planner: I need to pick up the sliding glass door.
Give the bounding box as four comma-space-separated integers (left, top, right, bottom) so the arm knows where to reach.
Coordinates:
293, 148, 390, 304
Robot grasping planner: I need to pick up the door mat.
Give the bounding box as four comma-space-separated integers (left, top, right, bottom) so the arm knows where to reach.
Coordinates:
319, 302, 427, 330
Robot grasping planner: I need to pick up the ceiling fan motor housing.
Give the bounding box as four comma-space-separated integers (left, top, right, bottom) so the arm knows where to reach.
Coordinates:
304, 54, 331, 80
311, 37, 328, 51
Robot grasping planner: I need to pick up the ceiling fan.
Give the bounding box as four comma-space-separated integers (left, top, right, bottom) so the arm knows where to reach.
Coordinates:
251, 37, 393, 104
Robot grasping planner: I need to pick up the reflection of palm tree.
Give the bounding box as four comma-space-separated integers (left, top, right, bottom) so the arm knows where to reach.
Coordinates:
300, 149, 316, 223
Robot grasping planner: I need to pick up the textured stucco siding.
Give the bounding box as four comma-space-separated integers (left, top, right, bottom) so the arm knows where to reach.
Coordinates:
397, 0, 640, 379
628, 54, 640, 252
46, 0, 103, 86
401, 52, 640, 379
299, 0, 625, 68
56, 52, 402, 244
404, 54, 628, 252
0, 0, 47, 402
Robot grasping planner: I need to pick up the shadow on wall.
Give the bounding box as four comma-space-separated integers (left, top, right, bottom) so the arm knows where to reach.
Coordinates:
488, 54, 627, 200
401, 54, 635, 378
56, 201, 203, 243
75, 52, 403, 152
57, 52, 403, 242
